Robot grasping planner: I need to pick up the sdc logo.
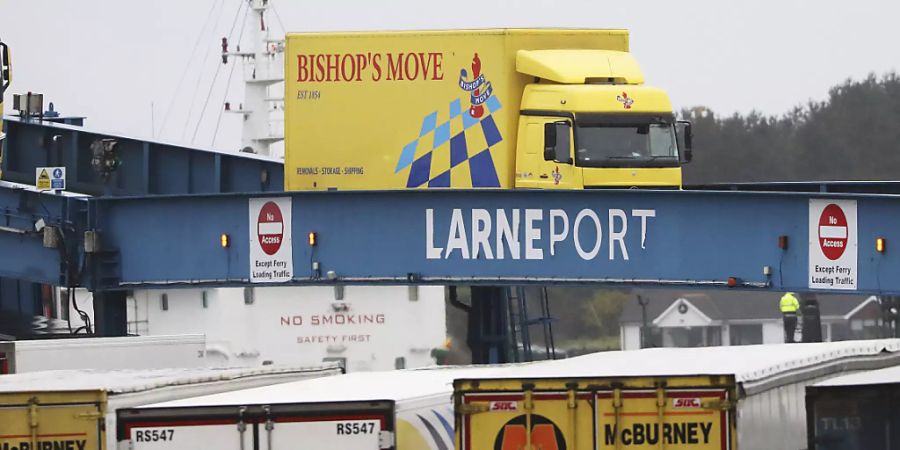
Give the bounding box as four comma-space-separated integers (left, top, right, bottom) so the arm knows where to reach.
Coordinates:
489, 401, 518, 412
493, 414, 566, 450
672, 398, 702, 409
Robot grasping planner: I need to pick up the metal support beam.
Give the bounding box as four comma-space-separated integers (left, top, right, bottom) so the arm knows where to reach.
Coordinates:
468, 286, 511, 364
0, 183, 75, 285
691, 181, 900, 194
92, 290, 127, 337
2, 118, 284, 196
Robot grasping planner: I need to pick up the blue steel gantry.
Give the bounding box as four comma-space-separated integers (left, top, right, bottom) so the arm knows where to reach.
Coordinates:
6, 187, 900, 293
3, 117, 283, 196
0, 116, 283, 335
76, 189, 897, 292
2, 116, 900, 358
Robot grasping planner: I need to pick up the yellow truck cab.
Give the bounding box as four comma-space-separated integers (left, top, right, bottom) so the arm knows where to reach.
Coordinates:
284, 29, 691, 191
515, 49, 689, 189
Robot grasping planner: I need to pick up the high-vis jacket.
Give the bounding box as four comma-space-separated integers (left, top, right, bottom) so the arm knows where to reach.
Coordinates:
780, 293, 800, 313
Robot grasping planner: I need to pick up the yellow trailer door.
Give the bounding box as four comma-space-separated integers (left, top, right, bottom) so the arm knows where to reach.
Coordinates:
595, 388, 732, 450
0, 392, 103, 450
459, 387, 594, 450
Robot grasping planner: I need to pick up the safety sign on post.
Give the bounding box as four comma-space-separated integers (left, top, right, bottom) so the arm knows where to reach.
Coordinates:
809, 199, 857, 290
249, 197, 293, 283
35, 167, 66, 191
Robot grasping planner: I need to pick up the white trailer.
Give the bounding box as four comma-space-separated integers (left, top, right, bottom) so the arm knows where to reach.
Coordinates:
0, 364, 341, 450
0, 334, 208, 373
116, 365, 518, 450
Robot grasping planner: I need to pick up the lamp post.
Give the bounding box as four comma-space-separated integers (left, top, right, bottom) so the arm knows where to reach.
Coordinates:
638, 295, 650, 348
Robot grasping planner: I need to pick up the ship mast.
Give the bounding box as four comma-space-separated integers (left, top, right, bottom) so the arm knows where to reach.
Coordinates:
222, 0, 284, 157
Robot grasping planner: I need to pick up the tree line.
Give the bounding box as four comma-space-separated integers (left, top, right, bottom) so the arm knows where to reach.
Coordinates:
682, 73, 900, 184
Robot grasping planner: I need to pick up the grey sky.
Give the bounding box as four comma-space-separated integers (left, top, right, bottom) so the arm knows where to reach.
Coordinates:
1, 0, 898, 152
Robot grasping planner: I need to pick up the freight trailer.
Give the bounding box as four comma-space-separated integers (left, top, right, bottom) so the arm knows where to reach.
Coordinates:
285, 29, 691, 191
806, 364, 900, 449
0, 364, 341, 450
454, 339, 900, 450
0, 335, 208, 374
117, 365, 521, 450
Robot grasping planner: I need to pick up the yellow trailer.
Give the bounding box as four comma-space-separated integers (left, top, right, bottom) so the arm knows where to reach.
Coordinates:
454, 340, 900, 450
0, 365, 340, 450
0, 390, 104, 450
284, 29, 691, 191
457, 374, 732, 450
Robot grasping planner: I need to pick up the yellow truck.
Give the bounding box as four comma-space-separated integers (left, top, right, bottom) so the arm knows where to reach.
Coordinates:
284, 29, 691, 191
454, 340, 900, 450
0, 365, 341, 450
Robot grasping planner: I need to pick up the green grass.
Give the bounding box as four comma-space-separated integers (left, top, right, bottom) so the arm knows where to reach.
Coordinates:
557, 336, 620, 356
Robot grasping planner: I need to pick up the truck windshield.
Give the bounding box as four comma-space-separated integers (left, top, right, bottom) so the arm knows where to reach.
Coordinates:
575, 122, 679, 168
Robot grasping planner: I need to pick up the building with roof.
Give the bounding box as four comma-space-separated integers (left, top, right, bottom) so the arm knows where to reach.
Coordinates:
619, 290, 887, 350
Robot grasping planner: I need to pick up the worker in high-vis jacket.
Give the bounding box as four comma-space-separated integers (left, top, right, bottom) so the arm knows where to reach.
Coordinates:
780, 292, 801, 343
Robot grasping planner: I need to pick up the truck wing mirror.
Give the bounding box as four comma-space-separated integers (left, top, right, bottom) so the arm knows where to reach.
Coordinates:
543, 123, 557, 161
684, 123, 693, 150
0, 41, 8, 91
677, 120, 693, 163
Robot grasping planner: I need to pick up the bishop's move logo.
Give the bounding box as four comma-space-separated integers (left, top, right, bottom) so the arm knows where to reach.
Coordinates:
616, 92, 634, 109
459, 53, 494, 118
551, 166, 562, 185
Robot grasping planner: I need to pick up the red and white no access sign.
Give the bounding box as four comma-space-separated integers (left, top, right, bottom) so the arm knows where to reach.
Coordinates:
257, 201, 284, 255
818, 203, 848, 260
250, 197, 293, 283
809, 199, 857, 290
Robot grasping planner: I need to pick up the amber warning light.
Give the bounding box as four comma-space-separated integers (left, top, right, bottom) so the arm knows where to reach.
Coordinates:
877, 237, 886, 253
220, 233, 230, 248
308, 232, 317, 246
778, 235, 788, 250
